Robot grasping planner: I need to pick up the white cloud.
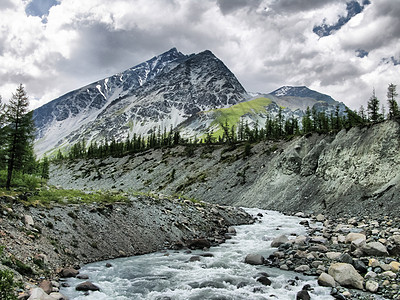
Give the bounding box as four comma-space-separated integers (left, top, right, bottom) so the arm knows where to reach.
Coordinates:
0, 0, 398, 111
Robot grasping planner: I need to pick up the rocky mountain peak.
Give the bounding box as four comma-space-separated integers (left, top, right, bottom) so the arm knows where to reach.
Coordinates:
270, 86, 337, 105
33, 48, 246, 156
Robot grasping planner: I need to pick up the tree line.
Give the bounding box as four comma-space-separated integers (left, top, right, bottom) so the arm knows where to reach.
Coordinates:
62, 83, 398, 160
0, 85, 48, 190
0, 83, 397, 176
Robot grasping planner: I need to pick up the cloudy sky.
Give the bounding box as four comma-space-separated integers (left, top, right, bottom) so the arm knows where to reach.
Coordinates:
0, 0, 399, 110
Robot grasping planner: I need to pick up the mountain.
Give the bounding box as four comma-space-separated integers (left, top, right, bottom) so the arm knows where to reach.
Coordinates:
179, 86, 346, 139
33, 48, 247, 156
33, 49, 346, 156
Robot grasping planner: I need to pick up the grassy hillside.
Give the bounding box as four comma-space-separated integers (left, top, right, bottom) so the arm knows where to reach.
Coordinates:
209, 97, 273, 137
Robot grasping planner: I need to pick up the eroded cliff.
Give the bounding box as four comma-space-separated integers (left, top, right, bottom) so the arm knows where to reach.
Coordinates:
49, 120, 400, 217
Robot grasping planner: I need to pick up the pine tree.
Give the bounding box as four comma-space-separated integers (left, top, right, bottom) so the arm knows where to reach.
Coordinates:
0, 96, 7, 170
4, 84, 35, 190
302, 107, 313, 134
40, 156, 49, 180
367, 89, 381, 123
387, 83, 399, 120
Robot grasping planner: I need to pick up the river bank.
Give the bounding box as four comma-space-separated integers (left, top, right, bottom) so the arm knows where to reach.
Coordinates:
0, 192, 252, 299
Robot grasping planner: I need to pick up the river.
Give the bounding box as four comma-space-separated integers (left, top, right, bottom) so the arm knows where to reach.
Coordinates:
60, 208, 334, 299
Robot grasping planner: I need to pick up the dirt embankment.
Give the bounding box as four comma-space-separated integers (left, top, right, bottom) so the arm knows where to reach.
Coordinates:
50, 120, 400, 218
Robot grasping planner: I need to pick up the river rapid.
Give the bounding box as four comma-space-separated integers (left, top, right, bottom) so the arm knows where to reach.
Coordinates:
61, 209, 334, 299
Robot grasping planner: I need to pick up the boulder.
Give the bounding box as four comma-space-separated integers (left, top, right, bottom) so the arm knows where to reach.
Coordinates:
365, 271, 377, 279
389, 261, 400, 272
187, 238, 211, 249
271, 235, 289, 247
292, 235, 307, 246
326, 252, 341, 260
75, 281, 100, 292
316, 214, 325, 222
28, 288, 55, 300
338, 253, 353, 265
39, 280, 53, 294
345, 233, 366, 244
365, 280, 379, 292
381, 271, 396, 279
318, 272, 336, 287
296, 285, 313, 300
244, 254, 265, 265
227, 226, 236, 234
328, 263, 364, 290
49, 292, 69, 300
368, 258, 380, 267
24, 215, 35, 227
295, 265, 310, 273
362, 242, 389, 256
309, 244, 328, 252
59, 268, 79, 278
257, 276, 272, 286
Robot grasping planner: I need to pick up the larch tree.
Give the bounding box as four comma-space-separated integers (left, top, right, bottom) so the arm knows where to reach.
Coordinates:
387, 83, 399, 120
367, 88, 381, 123
0, 96, 6, 170
4, 84, 35, 190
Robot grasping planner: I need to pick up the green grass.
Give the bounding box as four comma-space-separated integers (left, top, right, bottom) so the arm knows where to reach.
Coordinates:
26, 188, 130, 207
207, 97, 273, 138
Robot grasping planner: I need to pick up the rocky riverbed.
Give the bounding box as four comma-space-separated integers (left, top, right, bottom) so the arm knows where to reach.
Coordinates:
0, 193, 252, 299
257, 212, 400, 299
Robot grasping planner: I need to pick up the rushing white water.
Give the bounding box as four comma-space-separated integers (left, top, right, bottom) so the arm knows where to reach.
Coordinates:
61, 209, 334, 299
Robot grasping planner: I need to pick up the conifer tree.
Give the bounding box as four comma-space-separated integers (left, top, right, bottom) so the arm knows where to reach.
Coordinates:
40, 156, 49, 180
302, 107, 313, 133
387, 83, 399, 120
0, 96, 6, 170
367, 89, 381, 123
4, 84, 35, 190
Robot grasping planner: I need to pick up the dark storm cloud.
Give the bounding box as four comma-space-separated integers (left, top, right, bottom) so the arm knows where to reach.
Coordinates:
0, 0, 398, 110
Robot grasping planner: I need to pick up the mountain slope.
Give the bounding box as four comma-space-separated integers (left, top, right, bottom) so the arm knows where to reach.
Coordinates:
33, 49, 247, 156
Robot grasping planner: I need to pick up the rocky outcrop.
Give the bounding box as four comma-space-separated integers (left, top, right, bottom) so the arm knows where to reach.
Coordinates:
49, 120, 400, 218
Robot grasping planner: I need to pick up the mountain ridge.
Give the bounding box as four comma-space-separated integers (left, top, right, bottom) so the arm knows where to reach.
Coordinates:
33, 48, 346, 156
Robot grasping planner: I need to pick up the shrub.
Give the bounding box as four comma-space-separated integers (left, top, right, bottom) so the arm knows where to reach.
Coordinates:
0, 269, 18, 300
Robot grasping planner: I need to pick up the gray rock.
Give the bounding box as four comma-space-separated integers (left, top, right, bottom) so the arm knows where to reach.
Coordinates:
187, 238, 211, 249
326, 252, 341, 260
39, 280, 53, 294
364, 271, 377, 279
257, 276, 272, 286
49, 292, 68, 300
317, 272, 336, 287
24, 215, 34, 227
338, 253, 353, 264
362, 242, 389, 256
59, 268, 79, 278
345, 233, 366, 244
365, 280, 379, 292
295, 265, 310, 273
328, 263, 364, 290
244, 254, 265, 265
75, 281, 100, 292
28, 288, 55, 300
271, 235, 289, 248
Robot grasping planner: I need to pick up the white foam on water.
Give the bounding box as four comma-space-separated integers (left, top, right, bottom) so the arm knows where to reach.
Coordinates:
61, 208, 333, 299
